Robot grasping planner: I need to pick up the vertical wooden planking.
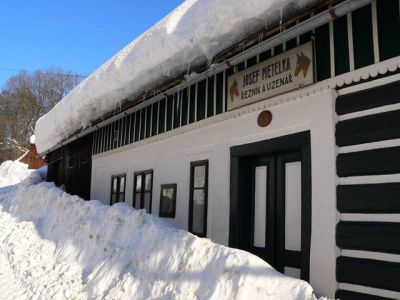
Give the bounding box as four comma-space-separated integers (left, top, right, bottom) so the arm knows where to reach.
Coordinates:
371, 0, 380, 63
133, 114, 137, 143
207, 76, 214, 118
181, 88, 188, 126
135, 110, 140, 142
92, 130, 97, 155
179, 90, 183, 127
146, 105, 152, 138
224, 68, 233, 112
127, 114, 132, 145
377, 0, 400, 61
197, 79, 206, 121
347, 13, 355, 72
213, 75, 217, 116
189, 85, 196, 124
152, 102, 158, 136
334, 15, 350, 76
329, 20, 335, 77
352, 4, 374, 69
166, 95, 173, 131
315, 23, 331, 81
141, 109, 146, 140
158, 98, 166, 134
194, 82, 198, 122
216, 72, 224, 115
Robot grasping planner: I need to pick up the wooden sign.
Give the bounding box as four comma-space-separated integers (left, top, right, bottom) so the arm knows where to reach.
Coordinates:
227, 42, 314, 111
257, 110, 273, 127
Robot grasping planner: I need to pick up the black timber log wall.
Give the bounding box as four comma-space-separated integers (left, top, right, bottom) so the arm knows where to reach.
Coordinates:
47, 133, 93, 200
335, 80, 400, 300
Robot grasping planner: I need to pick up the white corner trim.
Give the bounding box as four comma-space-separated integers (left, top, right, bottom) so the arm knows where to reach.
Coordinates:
338, 139, 400, 154
341, 249, 400, 263
341, 213, 400, 222
339, 174, 400, 185
338, 102, 400, 121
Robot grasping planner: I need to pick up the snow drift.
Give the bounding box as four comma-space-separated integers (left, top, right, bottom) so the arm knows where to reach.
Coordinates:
0, 164, 318, 299
0, 160, 30, 188
35, 0, 317, 154
0, 160, 47, 195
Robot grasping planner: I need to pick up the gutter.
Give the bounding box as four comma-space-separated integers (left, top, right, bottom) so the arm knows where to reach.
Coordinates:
39, 0, 372, 156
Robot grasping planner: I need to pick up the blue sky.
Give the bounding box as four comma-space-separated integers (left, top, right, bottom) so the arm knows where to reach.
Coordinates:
0, 0, 184, 88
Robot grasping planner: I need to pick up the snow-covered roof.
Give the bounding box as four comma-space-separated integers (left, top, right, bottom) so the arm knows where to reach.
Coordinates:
35, 0, 317, 154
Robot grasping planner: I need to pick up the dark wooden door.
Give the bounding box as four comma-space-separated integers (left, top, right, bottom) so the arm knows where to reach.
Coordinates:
230, 131, 311, 281
250, 149, 311, 280
249, 148, 311, 280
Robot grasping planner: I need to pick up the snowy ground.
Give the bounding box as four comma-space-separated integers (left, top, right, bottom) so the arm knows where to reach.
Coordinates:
0, 252, 28, 300
0, 161, 324, 299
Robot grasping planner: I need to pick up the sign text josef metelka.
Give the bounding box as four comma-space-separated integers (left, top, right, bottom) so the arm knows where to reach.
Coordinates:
227, 42, 314, 111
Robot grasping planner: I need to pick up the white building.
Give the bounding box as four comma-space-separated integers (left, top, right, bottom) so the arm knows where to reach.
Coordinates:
37, 0, 400, 299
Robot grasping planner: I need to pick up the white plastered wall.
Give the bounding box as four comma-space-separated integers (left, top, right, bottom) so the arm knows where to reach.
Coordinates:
91, 88, 338, 298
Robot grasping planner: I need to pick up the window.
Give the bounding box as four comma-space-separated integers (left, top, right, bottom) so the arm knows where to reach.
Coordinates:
159, 184, 177, 218
189, 160, 209, 237
110, 174, 126, 205
133, 170, 153, 213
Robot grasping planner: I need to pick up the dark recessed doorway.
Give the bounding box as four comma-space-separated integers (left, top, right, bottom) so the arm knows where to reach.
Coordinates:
230, 131, 311, 281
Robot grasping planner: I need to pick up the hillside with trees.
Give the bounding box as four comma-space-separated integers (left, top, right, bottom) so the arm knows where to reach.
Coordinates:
0, 68, 81, 162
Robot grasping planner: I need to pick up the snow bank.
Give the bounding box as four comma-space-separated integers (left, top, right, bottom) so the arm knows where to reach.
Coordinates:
35, 0, 317, 154
0, 160, 47, 194
0, 182, 318, 299
0, 160, 30, 189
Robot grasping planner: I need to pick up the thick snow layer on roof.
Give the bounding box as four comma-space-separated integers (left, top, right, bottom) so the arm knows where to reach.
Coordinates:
35, 0, 316, 154
0, 182, 320, 299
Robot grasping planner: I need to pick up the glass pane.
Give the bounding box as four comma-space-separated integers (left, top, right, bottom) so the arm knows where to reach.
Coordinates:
135, 193, 141, 209
194, 165, 206, 188
112, 178, 118, 193
111, 194, 117, 205
254, 166, 267, 248
145, 173, 152, 191
192, 189, 205, 234
144, 192, 151, 213
119, 176, 125, 193
136, 175, 142, 192
285, 161, 302, 251
118, 192, 125, 203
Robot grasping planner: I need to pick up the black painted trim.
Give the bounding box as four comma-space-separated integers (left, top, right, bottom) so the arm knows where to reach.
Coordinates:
337, 146, 400, 177
337, 256, 400, 292
337, 221, 400, 254
336, 109, 400, 147
188, 160, 209, 238
230, 131, 310, 157
336, 81, 400, 115
110, 173, 126, 205
133, 169, 153, 213
337, 183, 400, 213
336, 290, 395, 300
159, 184, 177, 219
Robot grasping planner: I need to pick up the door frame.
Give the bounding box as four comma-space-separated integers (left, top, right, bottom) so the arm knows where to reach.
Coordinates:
229, 131, 311, 280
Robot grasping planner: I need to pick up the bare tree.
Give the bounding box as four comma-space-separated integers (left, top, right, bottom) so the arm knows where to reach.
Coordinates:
0, 68, 81, 161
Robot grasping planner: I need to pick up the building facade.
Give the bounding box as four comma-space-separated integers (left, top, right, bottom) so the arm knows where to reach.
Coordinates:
45, 0, 400, 298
